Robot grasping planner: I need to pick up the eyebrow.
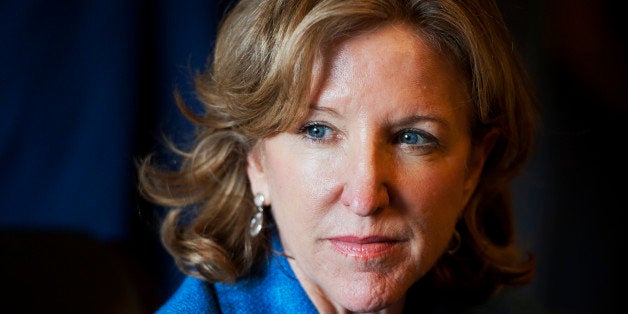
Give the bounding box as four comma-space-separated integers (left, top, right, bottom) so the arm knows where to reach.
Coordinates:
394, 114, 449, 130
308, 104, 341, 117
309, 104, 449, 129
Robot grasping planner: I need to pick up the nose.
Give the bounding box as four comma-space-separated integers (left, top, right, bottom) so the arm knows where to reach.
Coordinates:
340, 140, 391, 216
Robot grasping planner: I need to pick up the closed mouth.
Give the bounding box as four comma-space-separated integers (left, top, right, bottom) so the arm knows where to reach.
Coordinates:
328, 236, 402, 259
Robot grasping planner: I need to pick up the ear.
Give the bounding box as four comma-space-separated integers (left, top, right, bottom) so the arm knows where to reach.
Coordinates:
246, 142, 270, 203
462, 129, 499, 207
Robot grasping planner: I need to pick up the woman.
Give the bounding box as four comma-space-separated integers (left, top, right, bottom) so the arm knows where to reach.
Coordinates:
140, 0, 540, 312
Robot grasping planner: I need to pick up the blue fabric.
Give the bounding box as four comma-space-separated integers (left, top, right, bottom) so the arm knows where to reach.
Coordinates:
156, 276, 218, 313
156, 235, 317, 314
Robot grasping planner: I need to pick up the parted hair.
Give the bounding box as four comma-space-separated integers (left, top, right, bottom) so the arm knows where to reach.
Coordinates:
139, 0, 538, 304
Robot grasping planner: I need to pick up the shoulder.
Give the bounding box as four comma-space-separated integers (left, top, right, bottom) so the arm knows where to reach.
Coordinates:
154, 253, 317, 313
155, 233, 317, 313
156, 276, 219, 314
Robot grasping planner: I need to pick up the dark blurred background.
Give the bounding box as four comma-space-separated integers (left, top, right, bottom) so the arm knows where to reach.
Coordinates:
1, 0, 625, 313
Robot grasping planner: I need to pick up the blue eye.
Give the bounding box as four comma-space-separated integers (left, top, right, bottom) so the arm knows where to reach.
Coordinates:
398, 130, 425, 144
305, 124, 332, 139
397, 129, 439, 148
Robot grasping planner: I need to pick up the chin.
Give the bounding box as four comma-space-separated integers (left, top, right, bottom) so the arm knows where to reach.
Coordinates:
331, 275, 408, 313
336, 294, 401, 313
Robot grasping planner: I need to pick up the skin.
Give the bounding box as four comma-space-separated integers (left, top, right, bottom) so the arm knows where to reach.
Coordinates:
247, 23, 494, 313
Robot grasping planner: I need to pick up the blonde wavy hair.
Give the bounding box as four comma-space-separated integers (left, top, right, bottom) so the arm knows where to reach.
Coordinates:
139, 0, 538, 303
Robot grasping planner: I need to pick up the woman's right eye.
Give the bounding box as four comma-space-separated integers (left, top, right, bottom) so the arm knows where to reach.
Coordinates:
298, 122, 334, 141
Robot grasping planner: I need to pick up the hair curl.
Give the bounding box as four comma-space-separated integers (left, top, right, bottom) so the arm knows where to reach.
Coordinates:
139, 0, 538, 303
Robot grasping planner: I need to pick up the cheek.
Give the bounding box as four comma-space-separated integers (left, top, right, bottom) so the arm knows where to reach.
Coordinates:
265, 145, 341, 207
262, 143, 343, 236
400, 161, 469, 245
262, 143, 344, 259
414, 167, 467, 213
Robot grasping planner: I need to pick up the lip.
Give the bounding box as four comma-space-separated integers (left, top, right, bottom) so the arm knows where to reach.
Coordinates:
328, 236, 402, 259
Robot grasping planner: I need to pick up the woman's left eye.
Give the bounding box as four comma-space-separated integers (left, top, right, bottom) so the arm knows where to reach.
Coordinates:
396, 129, 436, 146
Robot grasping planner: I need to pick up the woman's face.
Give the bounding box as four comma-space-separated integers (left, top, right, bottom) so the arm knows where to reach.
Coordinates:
247, 23, 491, 312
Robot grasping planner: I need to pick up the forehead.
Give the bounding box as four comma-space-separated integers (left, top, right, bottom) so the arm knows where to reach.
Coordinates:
309, 23, 470, 121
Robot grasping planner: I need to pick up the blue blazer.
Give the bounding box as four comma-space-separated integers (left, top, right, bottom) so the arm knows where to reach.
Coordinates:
156, 235, 317, 314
